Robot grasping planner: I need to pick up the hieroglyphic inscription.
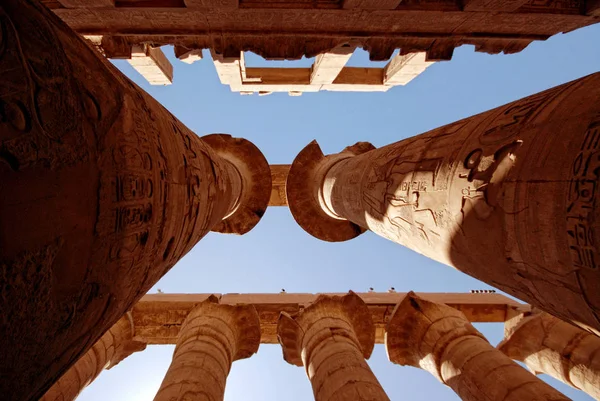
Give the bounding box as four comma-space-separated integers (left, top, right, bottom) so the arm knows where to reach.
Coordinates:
480, 84, 566, 145
567, 117, 600, 270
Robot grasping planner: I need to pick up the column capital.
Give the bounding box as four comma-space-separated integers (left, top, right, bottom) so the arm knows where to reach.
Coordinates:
181, 295, 261, 361
106, 312, 147, 369
154, 296, 260, 401
201, 134, 272, 235
385, 291, 485, 382
278, 291, 375, 366
286, 141, 374, 242
498, 310, 600, 398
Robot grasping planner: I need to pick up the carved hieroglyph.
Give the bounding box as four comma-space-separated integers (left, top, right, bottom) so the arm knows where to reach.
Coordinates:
278, 292, 390, 401
41, 313, 146, 401
0, 1, 270, 399
154, 296, 261, 401
498, 310, 600, 399
385, 293, 570, 401
287, 73, 600, 335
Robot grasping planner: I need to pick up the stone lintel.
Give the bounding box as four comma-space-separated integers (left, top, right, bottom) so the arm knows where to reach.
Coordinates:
174, 45, 203, 64
131, 292, 526, 345
127, 44, 173, 85
383, 52, 434, 85
278, 291, 375, 366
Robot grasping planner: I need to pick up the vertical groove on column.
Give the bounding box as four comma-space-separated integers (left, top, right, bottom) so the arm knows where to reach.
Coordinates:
278, 292, 390, 401
499, 311, 600, 399
41, 314, 146, 401
386, 292, 570, 401
286, 73, 600, 336
154, 298, 260, 401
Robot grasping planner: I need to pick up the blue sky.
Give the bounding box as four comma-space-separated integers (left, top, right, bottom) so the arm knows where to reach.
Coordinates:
79, 24, 600, 401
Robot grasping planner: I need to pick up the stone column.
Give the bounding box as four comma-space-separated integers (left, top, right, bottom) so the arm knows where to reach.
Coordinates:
286, 73, 600, 335
385, 292, 569, 401
277, 292, 390, 401
153, 296, 261, 401
498, 310, 600, 399
0, 1, 271, 399
41, 313, 146, 401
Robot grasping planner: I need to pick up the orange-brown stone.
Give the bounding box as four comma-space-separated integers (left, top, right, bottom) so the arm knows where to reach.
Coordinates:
278, 292, 390, 401
385, 292, 570, 401
41, 313, 146, 401
499, 310, 600, 399
287, 73, 600, 335
0, 1, 270, 399
154, 296, 260, 401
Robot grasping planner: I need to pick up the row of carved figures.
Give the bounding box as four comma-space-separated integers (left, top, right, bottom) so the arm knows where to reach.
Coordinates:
1, 0, 600, 399
41, 292, 600, 401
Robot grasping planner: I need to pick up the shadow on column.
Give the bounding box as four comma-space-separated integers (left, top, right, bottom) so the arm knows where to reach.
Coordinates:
287, 73, 600, 336
0, 1, 271, 400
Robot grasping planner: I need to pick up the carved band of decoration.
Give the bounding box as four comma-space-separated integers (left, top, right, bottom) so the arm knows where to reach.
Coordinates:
385, 293, 570, 401
286, 73, 600, 336
277, 292, 390, 401
153, 296, 260, 401
498, 310, 600, 399
41, 313, 146, 401
0, 1, 271, 399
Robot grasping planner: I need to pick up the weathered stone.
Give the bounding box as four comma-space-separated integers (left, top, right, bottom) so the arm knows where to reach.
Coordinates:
499, 310, 600, 399
386, 293, 570, 401
41, 313, 146, 401
46, 1, 598, 62
0, 1, 270, 399
154, 296, 260, 401
278, 292, 390, 401
287, 73, 600, 335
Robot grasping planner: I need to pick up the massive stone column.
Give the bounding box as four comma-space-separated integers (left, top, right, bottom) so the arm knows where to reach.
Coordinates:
0, 1, 271, 399
153, 296, 261, 401
385, 292, 569, 401
498, 310, 600, 399
287, 73, 600, 335
277, 292, 390, 401
41, 312, 146, 401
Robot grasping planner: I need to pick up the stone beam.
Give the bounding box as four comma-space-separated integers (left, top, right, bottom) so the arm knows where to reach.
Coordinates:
383, 52, 434, 85
174, 45, 203, 64
127, 45, 173, 86
57, 0, 114, 7
463, 0, 530, 12
50, 7, 598, 61
310, 46, 355, 85
130, 292, 527, 345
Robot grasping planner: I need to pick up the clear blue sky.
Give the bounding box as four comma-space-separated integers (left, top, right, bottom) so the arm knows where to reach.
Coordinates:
79, 24, 600, 401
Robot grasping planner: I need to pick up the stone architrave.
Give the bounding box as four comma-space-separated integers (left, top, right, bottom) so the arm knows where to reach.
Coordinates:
498, 311, 600, 399
277, 292, 390, 401
385, 292, 570, 401
153, 296, 261, 401
0, 1, 271, 399
41, 313, 146, 401
286, 72, 600, 335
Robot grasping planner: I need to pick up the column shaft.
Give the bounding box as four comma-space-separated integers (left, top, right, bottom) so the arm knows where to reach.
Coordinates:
278, 292, 390, 401
0, 1, 270, 399
287, 73, 600, 335
499, 311, 600, 399
41, 313, 146, 401
154, 297, 260, 401
385, 293, 570, 401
